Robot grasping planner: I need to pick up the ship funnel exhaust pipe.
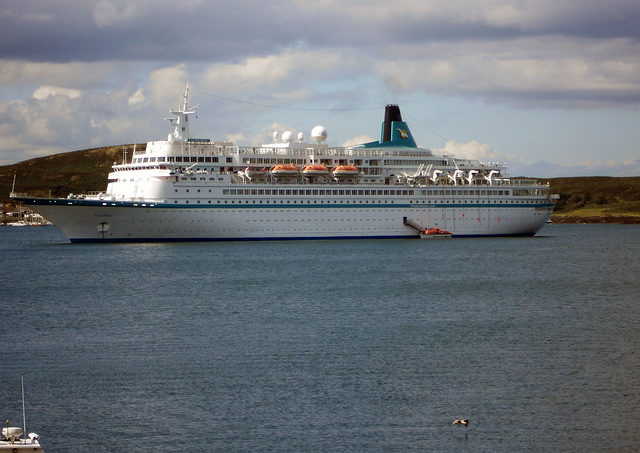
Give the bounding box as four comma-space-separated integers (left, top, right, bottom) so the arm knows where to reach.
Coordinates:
383, 105, 403, 143
361, 103, 416, 148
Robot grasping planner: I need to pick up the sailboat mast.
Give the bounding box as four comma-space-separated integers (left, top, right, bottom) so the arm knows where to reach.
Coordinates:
21, 375, 26, 442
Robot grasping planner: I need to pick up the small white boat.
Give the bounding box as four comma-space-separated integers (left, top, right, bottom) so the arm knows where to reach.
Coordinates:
1, 377, 45, 452
1, 428, 44, 452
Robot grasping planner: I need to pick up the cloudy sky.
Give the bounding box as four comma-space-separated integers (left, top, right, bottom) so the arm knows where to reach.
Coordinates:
1, 0, 639, 177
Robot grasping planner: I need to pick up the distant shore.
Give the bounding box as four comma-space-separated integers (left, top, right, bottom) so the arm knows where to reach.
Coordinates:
550, 214, 640, 224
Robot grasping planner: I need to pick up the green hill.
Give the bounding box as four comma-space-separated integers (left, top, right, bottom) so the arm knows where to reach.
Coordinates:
1, 144, 143, 201
2, 146, 639, 223
542, 177, 640, 223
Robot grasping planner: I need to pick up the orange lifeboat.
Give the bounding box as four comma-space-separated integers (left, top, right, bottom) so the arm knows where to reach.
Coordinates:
332, 165, 359, 183
332, 165, 358, 175
303, 164, 329, 184
271, 164, 299, 183
420, 227, 453, 239
302, 164, 329, 175
271, 164, 299, 174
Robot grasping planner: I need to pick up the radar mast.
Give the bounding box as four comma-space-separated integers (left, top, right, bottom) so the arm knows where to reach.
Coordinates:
166, 83, 199, 141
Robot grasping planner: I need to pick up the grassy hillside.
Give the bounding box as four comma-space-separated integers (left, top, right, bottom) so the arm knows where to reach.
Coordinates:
2, 147, 639, 223
542, 177, 640, 223
1, 144, 143, 201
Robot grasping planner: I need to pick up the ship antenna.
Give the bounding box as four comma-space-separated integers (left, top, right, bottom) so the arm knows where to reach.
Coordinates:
166, 83, 199, 142
183, 82, 190, 111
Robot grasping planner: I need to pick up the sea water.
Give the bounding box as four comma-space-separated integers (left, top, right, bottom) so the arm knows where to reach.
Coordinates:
1, 224, 638, 452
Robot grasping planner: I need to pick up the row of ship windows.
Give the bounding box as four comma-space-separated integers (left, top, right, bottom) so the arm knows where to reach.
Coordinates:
170, 199, 545, 205
123, 213, 536, 230
239, 159, 450, 167
133, 156, 234, 163
217, 188, 514, 196
243, 158, 309, 165
133, 156, 448, 167
180, 176, 228, 180
174, 179, 544, 196
126, 210, 544, 223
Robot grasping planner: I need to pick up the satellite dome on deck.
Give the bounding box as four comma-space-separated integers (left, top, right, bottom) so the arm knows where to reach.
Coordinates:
311, 126, 327, 143
282, 131, 294, 143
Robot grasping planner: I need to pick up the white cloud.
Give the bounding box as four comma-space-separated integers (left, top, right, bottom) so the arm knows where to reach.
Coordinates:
200, 49, 352, 96
512, 158, 640, 178
343, 135, 374, 148
147, 65, 188, 110
433, 140, 500, 161
374, 38, 640, 106
0, 60, 121, 88
225, 132, 247, 144
202, 54, 293, 93
127, 89, 145, 106
32, 86, 82, 100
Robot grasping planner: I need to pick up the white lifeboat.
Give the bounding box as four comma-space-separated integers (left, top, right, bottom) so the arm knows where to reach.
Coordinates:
245, 167, 269, 183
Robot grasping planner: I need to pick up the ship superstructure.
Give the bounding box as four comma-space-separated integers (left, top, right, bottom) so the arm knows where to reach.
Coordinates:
13, 84, 557, 242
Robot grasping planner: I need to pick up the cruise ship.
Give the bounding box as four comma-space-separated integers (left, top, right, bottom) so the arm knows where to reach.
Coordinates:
12, 84, 557, 242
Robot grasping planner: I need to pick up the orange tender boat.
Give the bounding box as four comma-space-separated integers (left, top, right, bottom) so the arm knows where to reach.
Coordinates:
420, 227, 453, 239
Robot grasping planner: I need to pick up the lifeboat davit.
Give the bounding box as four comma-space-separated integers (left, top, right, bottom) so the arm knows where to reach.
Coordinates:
271, 164, 300, 183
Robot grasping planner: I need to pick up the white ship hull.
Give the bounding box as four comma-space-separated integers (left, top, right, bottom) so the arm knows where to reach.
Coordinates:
18, 186, 553, 242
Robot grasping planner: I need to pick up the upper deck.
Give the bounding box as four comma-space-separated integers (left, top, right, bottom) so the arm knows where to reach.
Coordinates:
109, 87, 541, 191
